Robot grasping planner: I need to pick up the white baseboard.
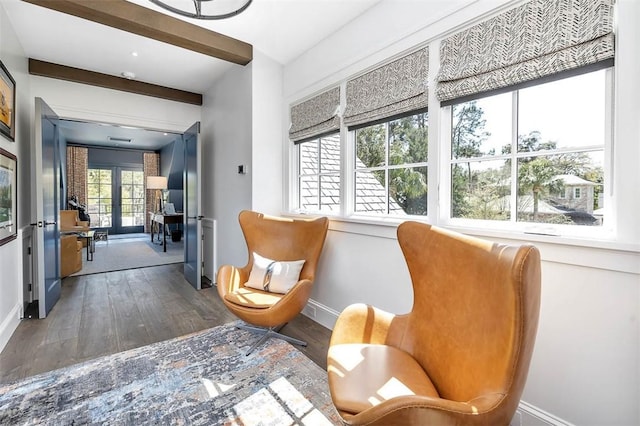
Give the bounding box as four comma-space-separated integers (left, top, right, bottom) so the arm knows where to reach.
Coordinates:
0, 302, 22, 353
302, 298, 340, 330
515, 401, 574, 426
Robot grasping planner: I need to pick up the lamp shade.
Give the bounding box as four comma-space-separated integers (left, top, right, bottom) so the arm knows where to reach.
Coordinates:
147, 176, 168, 190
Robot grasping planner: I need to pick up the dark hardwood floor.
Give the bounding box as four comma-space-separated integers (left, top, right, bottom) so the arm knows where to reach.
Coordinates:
0, 263, 332, 385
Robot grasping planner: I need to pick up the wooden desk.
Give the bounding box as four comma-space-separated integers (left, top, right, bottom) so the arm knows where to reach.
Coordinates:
150, 212, 183, 252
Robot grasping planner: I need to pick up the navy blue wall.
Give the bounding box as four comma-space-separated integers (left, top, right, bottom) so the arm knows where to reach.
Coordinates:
87, 147, 143, 166
160, 137, 184, 213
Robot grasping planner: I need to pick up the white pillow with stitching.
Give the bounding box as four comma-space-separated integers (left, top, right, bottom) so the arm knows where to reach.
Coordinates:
244, 252, 305, 294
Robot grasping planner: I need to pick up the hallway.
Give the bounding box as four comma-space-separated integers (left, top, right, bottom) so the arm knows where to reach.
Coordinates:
0, 264, 331, 385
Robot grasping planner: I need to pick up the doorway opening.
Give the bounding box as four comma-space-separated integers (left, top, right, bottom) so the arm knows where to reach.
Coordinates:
32, 99, 204, 319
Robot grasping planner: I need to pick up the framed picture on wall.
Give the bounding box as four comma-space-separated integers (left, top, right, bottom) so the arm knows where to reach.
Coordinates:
0, 147, 17, 246
0, 60, 16, 142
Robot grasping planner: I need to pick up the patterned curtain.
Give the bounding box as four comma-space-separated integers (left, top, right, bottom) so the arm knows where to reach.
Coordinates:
436, 0, 615, 103
289, 87, 341, 143
344, 47, 428, 128
143, 152, 160, 233
66, 146, 88, 206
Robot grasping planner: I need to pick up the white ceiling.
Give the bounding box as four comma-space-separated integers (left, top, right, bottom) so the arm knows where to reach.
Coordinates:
58, 119, 182, 151
3, 0, 382, 94
2, 0, 382, 149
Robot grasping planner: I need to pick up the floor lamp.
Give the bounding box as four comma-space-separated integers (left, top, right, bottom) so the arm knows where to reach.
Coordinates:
147, 176, 168, 213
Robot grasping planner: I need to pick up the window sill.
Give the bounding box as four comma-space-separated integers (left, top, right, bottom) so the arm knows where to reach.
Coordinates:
284, 211, 403, 239
283, 211, 640, 274
446, 224, 639, 274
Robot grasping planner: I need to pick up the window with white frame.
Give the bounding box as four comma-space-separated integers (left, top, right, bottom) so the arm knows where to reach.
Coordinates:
574, 187, 582, 199
448, 68, 609, 227
345, 47, 429, 218
289, 87, 341, 214
297, 133, 341, 213
287, 0, 618, 238
354, 112, 428, 216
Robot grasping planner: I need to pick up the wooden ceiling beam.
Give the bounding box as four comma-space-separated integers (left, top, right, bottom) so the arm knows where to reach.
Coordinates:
29, 58, 203, 105
23, 0, 253, 65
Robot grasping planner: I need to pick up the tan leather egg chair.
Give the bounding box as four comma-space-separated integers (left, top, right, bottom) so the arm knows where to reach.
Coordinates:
217, 210, 329, 355
327, 222, 541, 425
60, 234, 82, 277
60, 209, 90, 248
60, 209, 89, 232
59, 210, 88, 277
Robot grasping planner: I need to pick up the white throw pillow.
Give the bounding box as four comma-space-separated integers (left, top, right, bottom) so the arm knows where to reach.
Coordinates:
245, 253, 305, 294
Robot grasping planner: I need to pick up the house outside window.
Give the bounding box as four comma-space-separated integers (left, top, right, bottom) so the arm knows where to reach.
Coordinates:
448, 69, 608, 228
298, 133, 341, 213
354, 112, 428, 216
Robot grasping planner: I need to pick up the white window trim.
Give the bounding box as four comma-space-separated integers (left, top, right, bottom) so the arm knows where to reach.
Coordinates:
352, 116, 428, 217
438, 68, 615, 241
286, 71, 627, 251
574, 187, 582, 199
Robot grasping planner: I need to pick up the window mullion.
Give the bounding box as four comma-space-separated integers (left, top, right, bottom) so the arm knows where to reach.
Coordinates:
343, 127, 353, 217
340, 81, 349, 217
317, 138, 322, 210
605, 67, 614, 197
298, 144, 303, 211
316, 174, 321, 211
510, 90, 519, 224
385, 122, 390, 215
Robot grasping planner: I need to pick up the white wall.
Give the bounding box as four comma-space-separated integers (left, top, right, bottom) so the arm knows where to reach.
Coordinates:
282, 0, 640, 425
251, 50, 283, 215
201, 50, 284, 271
0, 3, 29, 352
29, 76, 201, 133
307, 222, 413, 325
201, 63, 253, 269
522, 249, 638, 425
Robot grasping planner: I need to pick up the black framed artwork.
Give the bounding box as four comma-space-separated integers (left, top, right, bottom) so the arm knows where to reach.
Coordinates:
0, 60, 16, 142
0, 147, 17, 246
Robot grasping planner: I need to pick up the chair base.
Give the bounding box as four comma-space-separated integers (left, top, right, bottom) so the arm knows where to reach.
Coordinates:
236, 323, 307, 356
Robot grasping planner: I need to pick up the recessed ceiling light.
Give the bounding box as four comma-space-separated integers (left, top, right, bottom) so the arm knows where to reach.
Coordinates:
131, 51, 139, 57
121, 71, 136, 80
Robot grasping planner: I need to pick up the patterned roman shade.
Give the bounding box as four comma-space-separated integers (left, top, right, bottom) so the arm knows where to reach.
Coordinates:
289, 87, 340, 143
344, 47, 428, 128
436, 0, 615, 103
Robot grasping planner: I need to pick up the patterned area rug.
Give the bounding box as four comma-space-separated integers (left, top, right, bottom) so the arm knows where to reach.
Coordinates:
71, 235, 183, 276
0, 323, 339, 425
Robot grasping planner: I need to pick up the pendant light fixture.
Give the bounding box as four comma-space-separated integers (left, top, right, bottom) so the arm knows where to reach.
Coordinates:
149, 0, 253, 20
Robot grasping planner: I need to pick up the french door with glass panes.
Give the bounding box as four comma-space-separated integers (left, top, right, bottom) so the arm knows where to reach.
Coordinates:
87, 167, 145, 234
